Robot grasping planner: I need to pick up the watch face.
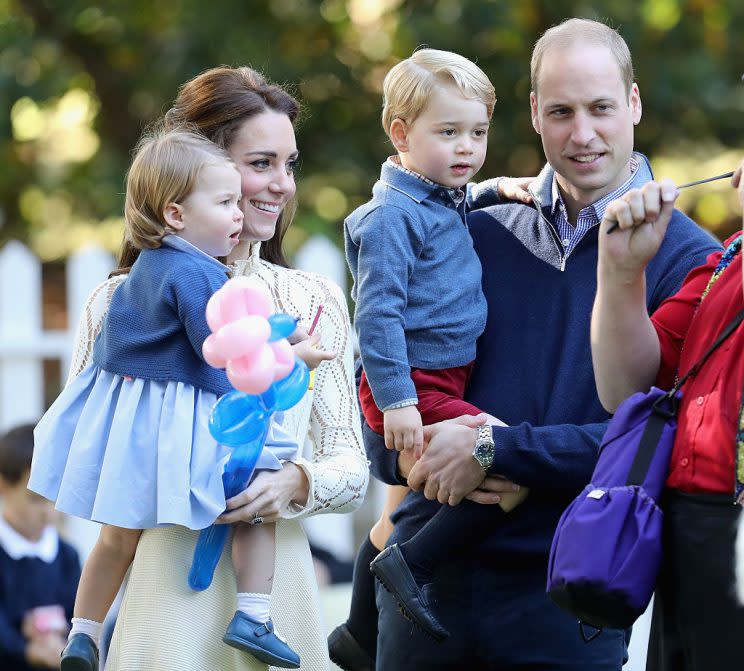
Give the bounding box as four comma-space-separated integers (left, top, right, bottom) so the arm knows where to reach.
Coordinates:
476, 442, 494, 466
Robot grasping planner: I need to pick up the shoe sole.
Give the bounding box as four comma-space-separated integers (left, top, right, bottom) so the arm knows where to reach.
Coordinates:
371, 563, 448, 641
60, 658, 96, 671
327, 625, 375, 671
223, 633, 301, 669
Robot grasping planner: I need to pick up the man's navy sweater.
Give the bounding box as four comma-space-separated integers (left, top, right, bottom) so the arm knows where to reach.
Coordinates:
366, 155, 721, 566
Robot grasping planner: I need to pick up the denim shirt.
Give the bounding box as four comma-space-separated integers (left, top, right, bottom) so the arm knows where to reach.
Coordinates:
344, 160, 493, 411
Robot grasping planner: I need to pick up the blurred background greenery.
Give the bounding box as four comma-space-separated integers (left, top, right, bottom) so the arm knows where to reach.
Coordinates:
2, 0, 744, 262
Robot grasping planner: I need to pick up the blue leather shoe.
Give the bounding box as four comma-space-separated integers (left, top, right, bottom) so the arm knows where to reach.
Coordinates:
328, 622, 375, 671
60, 633, 99, 671
223, 611, 301, 668
370, 544, 450, 641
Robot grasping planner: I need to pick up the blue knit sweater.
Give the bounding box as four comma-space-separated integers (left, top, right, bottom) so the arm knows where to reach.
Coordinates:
344, 161, 499, 411
93, 236, 232, 397
366, 154, 721, 565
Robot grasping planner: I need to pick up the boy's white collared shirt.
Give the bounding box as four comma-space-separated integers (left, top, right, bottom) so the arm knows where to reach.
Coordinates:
0, 515, 59, 562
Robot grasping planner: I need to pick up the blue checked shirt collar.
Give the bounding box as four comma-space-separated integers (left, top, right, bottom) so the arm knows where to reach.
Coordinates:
550, 156, 640, 256
383, 156, 465, 207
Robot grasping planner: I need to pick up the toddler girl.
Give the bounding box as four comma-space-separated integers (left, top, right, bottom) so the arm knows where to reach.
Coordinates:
29, 128, 301, 670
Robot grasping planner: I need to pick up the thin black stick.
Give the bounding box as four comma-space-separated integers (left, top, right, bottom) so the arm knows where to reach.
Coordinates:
606, 171, 735, 234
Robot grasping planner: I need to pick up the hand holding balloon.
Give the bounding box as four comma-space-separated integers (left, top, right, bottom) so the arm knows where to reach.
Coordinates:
189, 278, 309, 591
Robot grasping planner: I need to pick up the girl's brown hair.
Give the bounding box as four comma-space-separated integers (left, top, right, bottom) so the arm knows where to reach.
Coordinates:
124, 128, 233, 250
112, 66, 300, 276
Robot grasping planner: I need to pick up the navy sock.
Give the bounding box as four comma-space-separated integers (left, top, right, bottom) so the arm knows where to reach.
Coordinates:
344, 534, 380, 658
399, 500, 505, 586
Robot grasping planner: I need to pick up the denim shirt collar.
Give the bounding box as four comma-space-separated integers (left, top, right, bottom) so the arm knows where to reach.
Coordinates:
379, 158, 463, 206
161, 234, 230, 271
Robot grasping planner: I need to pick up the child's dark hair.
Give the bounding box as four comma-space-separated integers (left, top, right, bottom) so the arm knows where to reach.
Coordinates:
0, 423, 36, 484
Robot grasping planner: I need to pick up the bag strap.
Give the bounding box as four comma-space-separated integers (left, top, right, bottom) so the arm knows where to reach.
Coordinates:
670, 307, 744, 395
625, 307, 744, 487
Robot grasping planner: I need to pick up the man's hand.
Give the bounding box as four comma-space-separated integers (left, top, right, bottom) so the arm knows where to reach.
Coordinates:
396, 447, 418, 480
407, 422, 485, 505
384, 405, 423, 456
466, 475, 523, 505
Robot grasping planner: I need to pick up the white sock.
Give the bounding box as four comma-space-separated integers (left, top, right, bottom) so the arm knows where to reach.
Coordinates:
237, 592, 271, 623
69, 618, 103, 647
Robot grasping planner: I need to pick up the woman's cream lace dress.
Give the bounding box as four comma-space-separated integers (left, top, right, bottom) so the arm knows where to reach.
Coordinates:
68, 244, 368, 670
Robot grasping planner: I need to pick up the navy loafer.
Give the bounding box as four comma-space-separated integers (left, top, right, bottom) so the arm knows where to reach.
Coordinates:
60, 633, 99, 671
223, 611, 300, 668
370, 544, 450, 641
328, 622, 375, 671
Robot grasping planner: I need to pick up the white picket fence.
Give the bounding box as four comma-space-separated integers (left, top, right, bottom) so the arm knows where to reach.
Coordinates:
0, 236, 364, 564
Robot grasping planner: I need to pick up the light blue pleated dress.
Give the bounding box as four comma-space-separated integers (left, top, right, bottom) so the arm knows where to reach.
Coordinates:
29, 368, 297, 530
29, 237, 298, 531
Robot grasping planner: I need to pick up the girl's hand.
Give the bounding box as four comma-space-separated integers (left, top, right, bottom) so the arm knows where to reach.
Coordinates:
216, 462, 310, 525
497, 176, 534, 204
292, 331, 336, 370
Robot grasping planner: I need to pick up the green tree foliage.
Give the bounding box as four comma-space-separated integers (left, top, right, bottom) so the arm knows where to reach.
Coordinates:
2, 0, 744, 259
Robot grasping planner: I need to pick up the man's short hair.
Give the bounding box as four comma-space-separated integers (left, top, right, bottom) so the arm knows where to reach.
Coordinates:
0, 423, 35, 484
531, 18, 635, 97
381, 48, 496, 137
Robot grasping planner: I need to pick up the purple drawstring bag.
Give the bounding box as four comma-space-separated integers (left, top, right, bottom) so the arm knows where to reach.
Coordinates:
547, 306, 744, 634
547, 386, 678, 631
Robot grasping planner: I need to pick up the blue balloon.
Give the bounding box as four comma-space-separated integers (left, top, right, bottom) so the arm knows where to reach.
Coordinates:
270, 359, 310, 411
268, 313, 298, 342
188, 524, 230, 591
189, 351, 309, 591
208, 391, 267, 446
189, 408, 270, 592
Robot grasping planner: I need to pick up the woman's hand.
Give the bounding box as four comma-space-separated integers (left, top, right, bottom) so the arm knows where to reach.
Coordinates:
216, 462, 310, 525
599, 179, 679, 276
735, 161, 744, 297
733, 159, 744, 213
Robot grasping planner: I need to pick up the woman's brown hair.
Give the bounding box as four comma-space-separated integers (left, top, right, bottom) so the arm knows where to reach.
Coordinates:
111, 66, 300, 276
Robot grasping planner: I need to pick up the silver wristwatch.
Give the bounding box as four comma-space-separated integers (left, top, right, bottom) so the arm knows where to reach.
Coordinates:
472, 424, 495, 472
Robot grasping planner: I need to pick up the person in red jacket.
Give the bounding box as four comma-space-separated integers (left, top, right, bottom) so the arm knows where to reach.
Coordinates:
591, 165, 744, 670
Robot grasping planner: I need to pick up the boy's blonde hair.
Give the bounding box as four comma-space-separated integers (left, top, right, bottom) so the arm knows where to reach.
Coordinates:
124, 127, 234, 250
531, 18, 635, 98
381, 48, 496, 137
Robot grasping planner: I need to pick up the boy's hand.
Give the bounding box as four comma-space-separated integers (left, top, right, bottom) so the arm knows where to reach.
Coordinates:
22, 605, 68, 639
497, 176, 534, 204
384, 405, 423, 456
291, 331, 336, 370
25, 632, 66, 668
